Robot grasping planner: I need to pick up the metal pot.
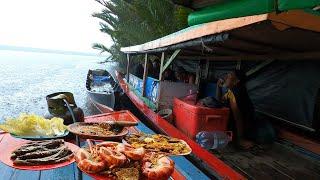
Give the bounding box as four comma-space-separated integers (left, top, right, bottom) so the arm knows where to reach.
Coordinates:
46, 92, 84, 125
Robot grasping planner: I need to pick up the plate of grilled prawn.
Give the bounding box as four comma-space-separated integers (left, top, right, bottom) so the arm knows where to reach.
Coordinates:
74, 140, 175, 180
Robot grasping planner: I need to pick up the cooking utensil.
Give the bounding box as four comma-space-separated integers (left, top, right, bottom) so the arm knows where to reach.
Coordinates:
62, 98, 82, 180
104, 121, 138, 133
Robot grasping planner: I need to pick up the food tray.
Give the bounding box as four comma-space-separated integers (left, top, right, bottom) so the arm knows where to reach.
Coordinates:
68, 122, 129, 141
0, 134, 79, 170
10, 130, 69, 140
123, 133, 192, 156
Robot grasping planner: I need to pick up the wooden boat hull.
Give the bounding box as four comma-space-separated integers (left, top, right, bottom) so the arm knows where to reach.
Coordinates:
87, 93, 114, 113
87, 91, 115, 111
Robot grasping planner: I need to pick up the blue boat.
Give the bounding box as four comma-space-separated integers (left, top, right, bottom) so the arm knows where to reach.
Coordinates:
86, 69, 119, 112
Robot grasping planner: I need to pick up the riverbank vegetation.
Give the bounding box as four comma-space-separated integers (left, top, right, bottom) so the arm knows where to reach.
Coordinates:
92, 0, 191, 68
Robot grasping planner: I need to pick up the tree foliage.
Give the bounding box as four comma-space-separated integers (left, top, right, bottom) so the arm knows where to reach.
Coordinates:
92, 0, 191, 66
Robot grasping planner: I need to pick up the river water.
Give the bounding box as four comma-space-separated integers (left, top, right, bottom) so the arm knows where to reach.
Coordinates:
0, 50, 109, 122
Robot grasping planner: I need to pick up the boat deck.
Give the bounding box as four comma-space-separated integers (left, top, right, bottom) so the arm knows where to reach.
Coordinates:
214, 142, 320, 179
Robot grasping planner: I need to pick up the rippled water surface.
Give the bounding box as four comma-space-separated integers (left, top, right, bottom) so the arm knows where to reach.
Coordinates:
0, 50, 109, 122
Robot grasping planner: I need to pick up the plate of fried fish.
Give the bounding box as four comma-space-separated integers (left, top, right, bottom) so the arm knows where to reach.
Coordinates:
0, 136, 78, 170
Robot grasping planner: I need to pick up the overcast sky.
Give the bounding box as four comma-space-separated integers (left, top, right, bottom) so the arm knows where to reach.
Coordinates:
0, 0, 112, 53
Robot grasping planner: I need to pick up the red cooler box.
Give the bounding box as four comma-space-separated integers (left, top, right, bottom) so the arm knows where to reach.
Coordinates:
173, 97, 230, 139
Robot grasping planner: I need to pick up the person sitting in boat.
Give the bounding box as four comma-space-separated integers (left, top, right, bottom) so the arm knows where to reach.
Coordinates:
152, 59, 160, 79
147, 60, 156, 79
162, 69, 176, 81
133, 62, 144, 79
216, 70, 275, 149
188, 73, 195, 84
175, 67, 188, 83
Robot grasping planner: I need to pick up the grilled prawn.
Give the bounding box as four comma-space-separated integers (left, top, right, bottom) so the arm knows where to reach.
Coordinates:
97, 141, 127, 169
74, 141, 107, 173
142, 152, 174, 180
116, 143, 145, 160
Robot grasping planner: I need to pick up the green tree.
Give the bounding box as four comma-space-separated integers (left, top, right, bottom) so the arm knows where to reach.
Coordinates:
92, 0, 191, 67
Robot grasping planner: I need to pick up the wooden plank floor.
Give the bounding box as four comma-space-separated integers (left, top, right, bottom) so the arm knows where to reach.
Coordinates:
214, 142, 320, 180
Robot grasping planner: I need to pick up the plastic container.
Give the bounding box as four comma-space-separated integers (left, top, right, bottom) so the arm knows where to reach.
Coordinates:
196, 131, 232, 150
93, 75, 111, 86
173, 97, 230, 139
158, 109, 173, 124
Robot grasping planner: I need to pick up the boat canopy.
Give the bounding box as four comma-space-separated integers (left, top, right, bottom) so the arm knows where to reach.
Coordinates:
172, 0, 320, 11
172, 0, 224, 9
121, 9, 320, 134
121, 10, 320, 61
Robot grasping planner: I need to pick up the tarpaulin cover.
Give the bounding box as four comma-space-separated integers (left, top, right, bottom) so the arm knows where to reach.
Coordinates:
145, 77, 159, 103
278, 0, 320, 11
188, 0, 275, 26
128, 74, 143, 94
188, 0, 320, 26
246, 61, 320, 128
195, 61, 320, 129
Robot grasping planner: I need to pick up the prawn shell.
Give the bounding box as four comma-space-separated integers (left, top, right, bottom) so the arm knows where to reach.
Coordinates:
77, 159, 106, 174
74, 148, 107, 174
97, 141, 120, 149
117, 143, 145, 160
142, 153, 174, 180
99, 146, 127, 169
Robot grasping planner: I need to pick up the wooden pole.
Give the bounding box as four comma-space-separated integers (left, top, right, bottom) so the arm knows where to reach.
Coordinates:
236, 60, 241, 70
159, 52, 165, 81
126, 54, 130, 81
156, 52, 165, 110
203, 59, 210, 80
246, 60, 275, 77
142, 53, 148, 97
161, 49, 181, 74
195, 66, 201, 85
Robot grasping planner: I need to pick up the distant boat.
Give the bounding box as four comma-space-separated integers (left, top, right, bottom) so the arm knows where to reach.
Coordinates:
86, 69, 119, 113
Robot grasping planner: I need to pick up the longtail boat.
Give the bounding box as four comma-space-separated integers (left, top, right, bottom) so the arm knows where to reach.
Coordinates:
109, 5, 320, 179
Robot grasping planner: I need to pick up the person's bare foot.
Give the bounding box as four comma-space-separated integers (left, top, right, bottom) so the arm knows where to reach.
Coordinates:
239, 139, 254, 150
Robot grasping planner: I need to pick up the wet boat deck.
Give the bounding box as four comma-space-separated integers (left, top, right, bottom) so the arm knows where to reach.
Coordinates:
214, 141, 320, 179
